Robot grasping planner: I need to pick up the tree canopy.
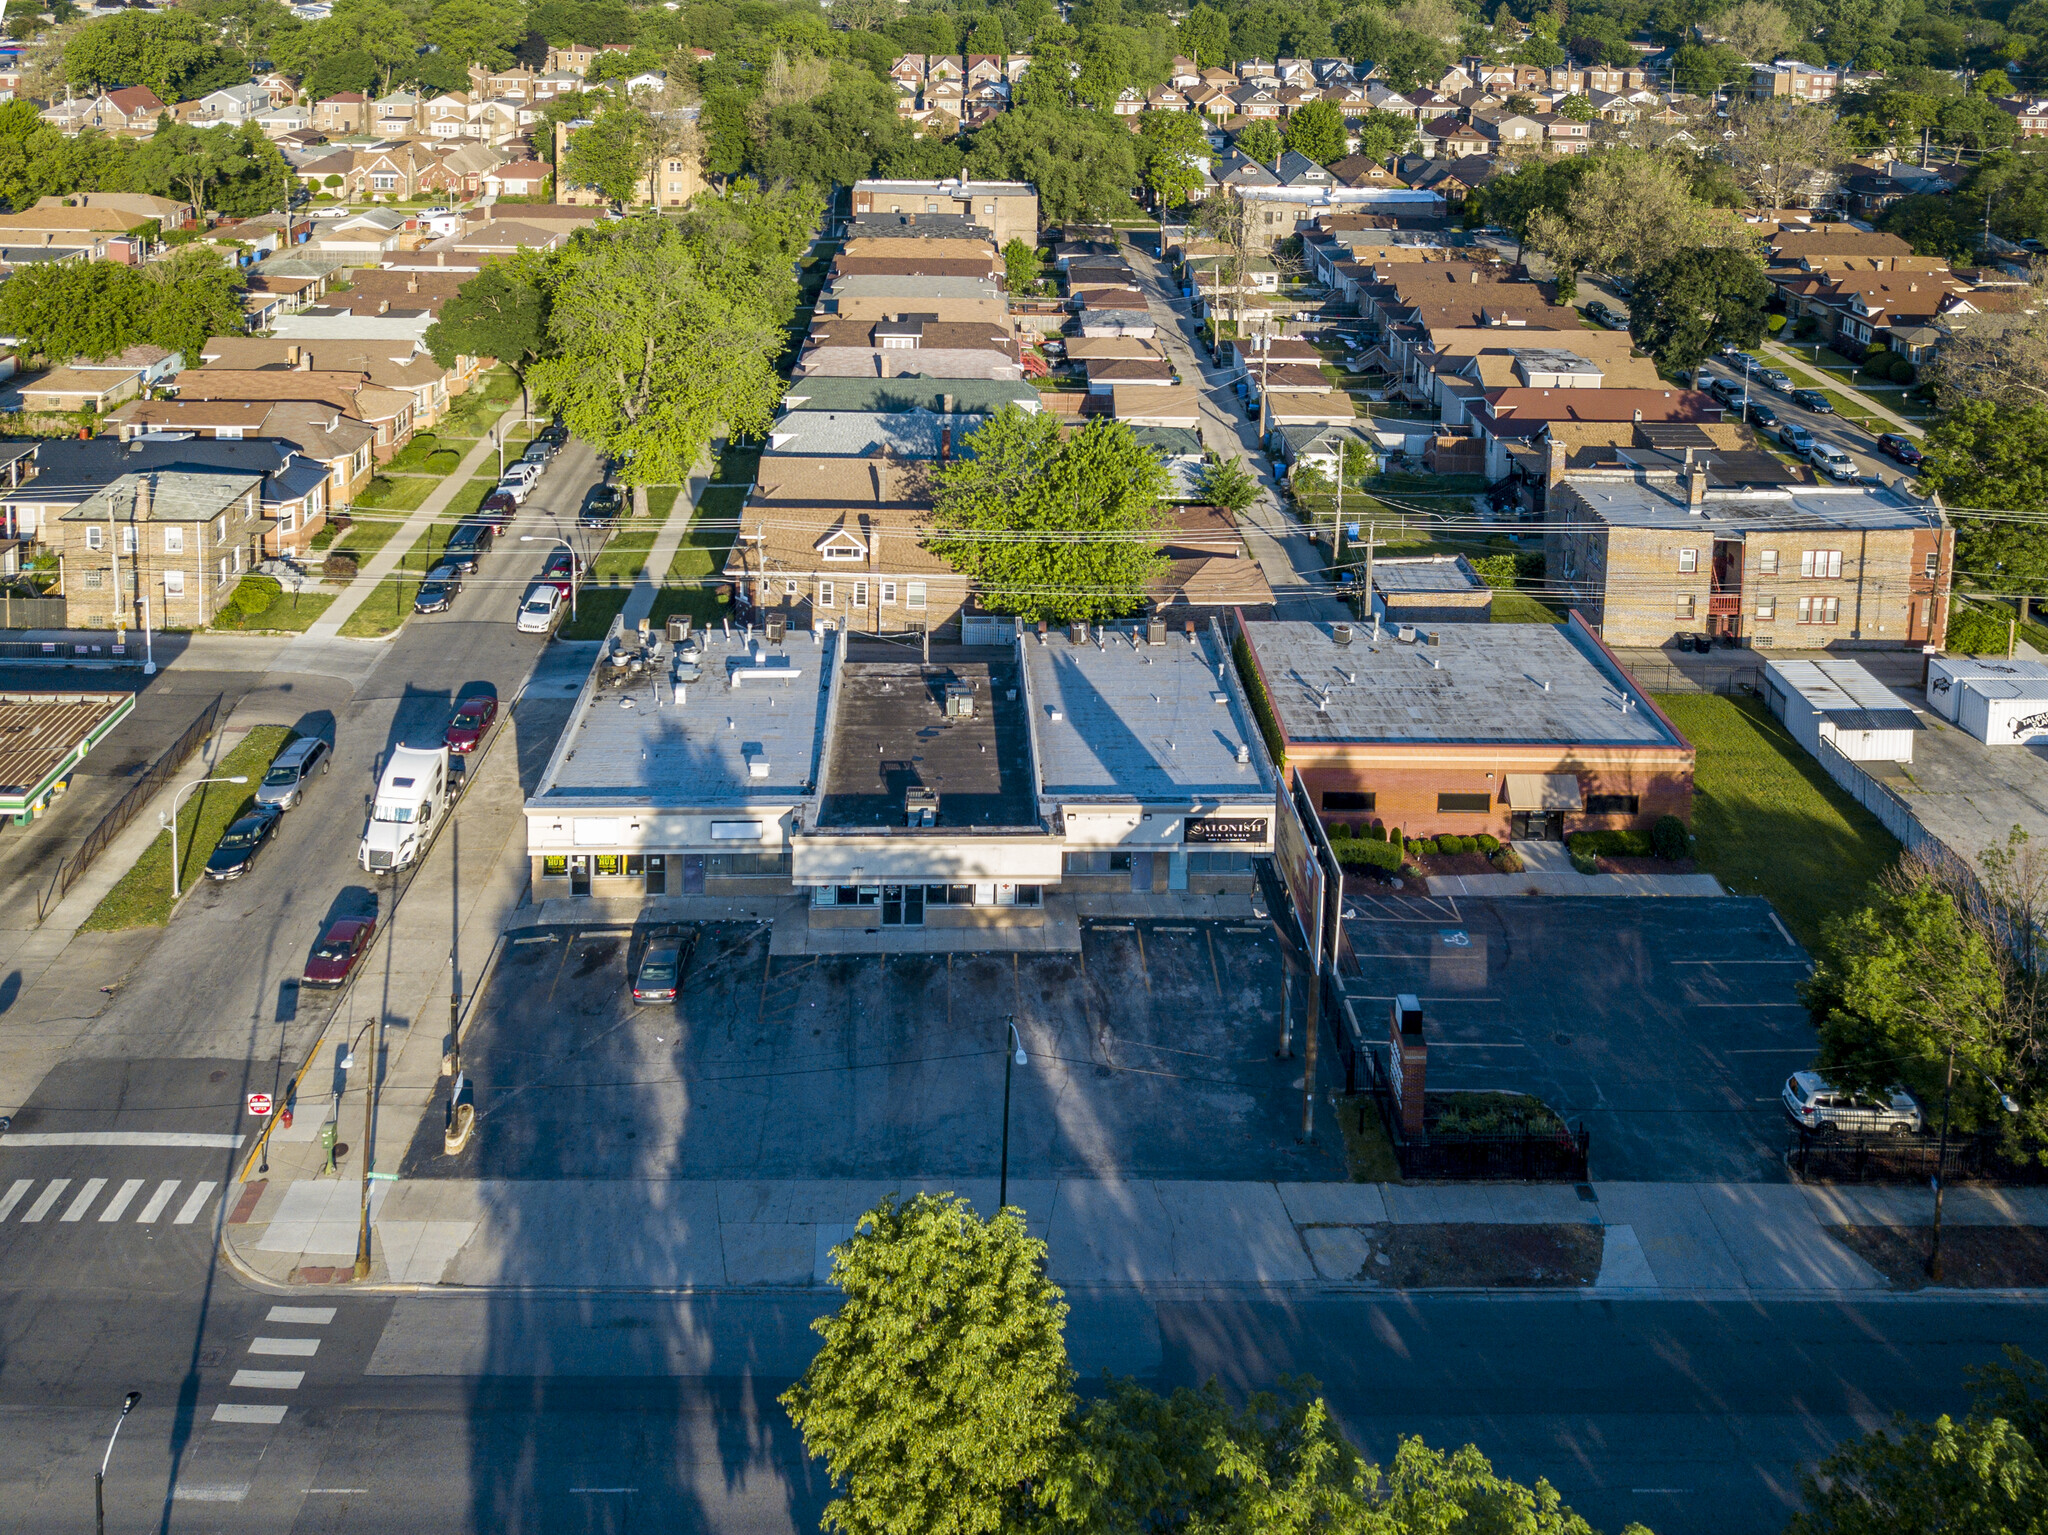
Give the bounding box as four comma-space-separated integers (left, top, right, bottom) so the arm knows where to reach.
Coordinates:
0, 246, 245, 366
966, 107, 1139, 227
1627, 248, 1771, 371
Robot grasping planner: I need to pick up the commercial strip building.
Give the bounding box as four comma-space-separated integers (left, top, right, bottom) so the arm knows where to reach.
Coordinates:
0, 691, 134, 821
1235, 614, 1692, 844
525, 616, 1275, 923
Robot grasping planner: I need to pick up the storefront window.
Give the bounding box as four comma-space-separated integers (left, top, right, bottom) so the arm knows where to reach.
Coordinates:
594, 854, 624, 877
542, 855, 567, 878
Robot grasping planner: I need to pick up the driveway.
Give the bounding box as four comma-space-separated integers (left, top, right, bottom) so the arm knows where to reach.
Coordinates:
1338, 894, 1816, 1181
405, 917, 1346, 1183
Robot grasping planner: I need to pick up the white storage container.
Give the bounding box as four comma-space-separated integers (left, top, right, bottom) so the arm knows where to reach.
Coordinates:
1955, 677, 2048, 746
1764, 658, 1922, 763
1925, 655, 2048, 722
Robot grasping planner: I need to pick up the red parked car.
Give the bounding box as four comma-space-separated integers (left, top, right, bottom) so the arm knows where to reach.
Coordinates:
444, 692, 497, 754
303, 917, 376, 987
538, 547, 580, 596
475, 490, 518, 526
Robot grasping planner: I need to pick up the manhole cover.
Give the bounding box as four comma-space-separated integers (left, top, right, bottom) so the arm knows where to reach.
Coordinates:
1553, 1032, 1573, 1046
209, 1070, 227, 1083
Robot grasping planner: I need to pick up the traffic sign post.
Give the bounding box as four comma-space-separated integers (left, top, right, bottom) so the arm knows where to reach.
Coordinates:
246, 1092, 273, 1118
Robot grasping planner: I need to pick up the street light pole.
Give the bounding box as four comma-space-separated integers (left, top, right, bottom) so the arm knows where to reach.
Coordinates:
998, 1017, 1026, 1211
95, 1391, 140, 1535
162, 774, 249, 899
519, 534, 578, 622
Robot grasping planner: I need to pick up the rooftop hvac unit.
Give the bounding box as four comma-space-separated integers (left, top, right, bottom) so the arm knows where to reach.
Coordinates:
666, 614, 692, 643
1068, 621, 1089, 645
944, 683, 975, 718
1396, 625, 1417, 644
905, 785, 939, 827
1146, 618, 1166, 646
1425, 631, 1440, 646
765, 614, 787, 644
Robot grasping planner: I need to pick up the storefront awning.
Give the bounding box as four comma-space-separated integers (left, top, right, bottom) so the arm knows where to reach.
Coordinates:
1504, 774, 1584, 811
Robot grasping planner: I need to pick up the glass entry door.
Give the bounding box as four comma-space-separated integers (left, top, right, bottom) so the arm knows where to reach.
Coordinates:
881, 884, 925, 926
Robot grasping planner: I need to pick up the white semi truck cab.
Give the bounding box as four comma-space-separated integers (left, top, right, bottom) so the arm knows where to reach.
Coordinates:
359, 744, 449, 872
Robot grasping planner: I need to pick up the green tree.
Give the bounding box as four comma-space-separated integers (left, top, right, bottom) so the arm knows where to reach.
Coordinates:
1284, 98, 1347, 164
419, 0, 526, 72
306, 47, 378, 100
1627, 247, 1770, 371
425, 255, 550, 399
1921, 402, 2048, 622
1671, 41, 1748, 95
1234, 118, 1284, 164
1002, 236, 1038, 295
1557, 92, 1595, 121
1012, 45, 1075, 110
273, 0, 417, 94
967, 106, 1138, 226
527, 217, 788, 486
929, 409, 1169, 623
967, 15, 1007, 55
1135, 108, 1207, 208
561, 107, 647, 206
1197, 453, 1260, 514
781, 1193, 1074, 1535
64, 8, 224, 98
1179, 3, 1231, 64
133, 122, 285, 221
1354, 106, 1417, 162
0, 260, 153, 363
143, 245, 248, 363
1878, 193, 1975, 261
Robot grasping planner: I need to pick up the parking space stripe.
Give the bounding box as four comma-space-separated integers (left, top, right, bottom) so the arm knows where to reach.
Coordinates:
249, 1337, 319, 1357
172, 1181, 216, 1224
266, 1306, 336, 1324
22, 1180, 67, 1221
0, 1179, 30, 1220
97, 1178, 145, 1221
136, 1180, 179, 1222
212, 1404, 288, 1425
230, 1369, 305, 1390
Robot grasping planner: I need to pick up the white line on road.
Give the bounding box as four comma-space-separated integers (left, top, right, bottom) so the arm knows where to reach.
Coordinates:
249, 1337, 320, 1357
267, 1306, 336, 1324
21, 1179, 67, 1221
98, 1178, 144, 1222
136, 1180, 179, 1222
231, 1369, 305, 1389
173, 1182, 217, 1225
60, 1178, 106, 1221
171, 1486, 249, 1502
211, 1404, 288, 1425
0, 1178, 30, 1220
0, 1131, 244, 1148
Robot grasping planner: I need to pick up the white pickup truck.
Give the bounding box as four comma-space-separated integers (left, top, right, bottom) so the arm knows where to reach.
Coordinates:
358, 745, 449, 873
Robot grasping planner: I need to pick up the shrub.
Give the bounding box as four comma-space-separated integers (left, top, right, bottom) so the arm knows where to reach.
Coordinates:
1339, 839, 1401, 873
1490, 846, 1524, 873
1475, 833, 1500, 852
324, 550, 359, 579
1949, 600, 2013, 654
1570, 849, 1600, 875
1651, 814, 1689, 860
1766, 313, 1786, 333
1365, 820, 1385, 841
229, 575, 280, 618
1470, 552, 1518, 589
1329, 821, 1353, 840
1890, 357, 1915, 383
1388, 827, 1403, 852
1568, 829, 1654, 857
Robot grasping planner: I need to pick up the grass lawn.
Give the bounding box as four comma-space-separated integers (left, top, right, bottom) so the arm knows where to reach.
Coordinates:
79, 727, 295, 930
1335, 1094, 1401, 1182
644, 485, 682, 519
352, 474, 438, 513
385, 433, 464, 475
1490, 589, 1563, 623
336, 510, 474, 639
557, 586, 631, 641
436, 368, 523, 439
1655, 693, 1899, 951
588, 526, 658, 585
324, 510, 409, 563
209, 577, 337, 633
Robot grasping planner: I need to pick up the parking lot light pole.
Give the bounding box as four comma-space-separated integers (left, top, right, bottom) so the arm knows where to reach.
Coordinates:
1926, 1043, 2021, 1282
520, 534, 578, 622
998, 1017, 1026, 1212
95, 1391, 140, 1535
162, 775, 248, 899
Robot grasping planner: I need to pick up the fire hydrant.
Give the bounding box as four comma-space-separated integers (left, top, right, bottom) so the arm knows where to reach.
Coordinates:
320, 1120, 337, 1173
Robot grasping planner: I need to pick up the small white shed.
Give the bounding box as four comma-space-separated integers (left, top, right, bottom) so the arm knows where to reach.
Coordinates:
1926, 654, 2048, 723
1956, 677, 2048, 746
1764, 658, 1923, 764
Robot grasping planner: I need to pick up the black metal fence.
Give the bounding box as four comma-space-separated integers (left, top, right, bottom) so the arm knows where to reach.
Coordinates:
1789, 1130, 2048, 1186
36, 692, 222, 922
1613, 659, 1765, 698
1349, 1028, 1591, 1182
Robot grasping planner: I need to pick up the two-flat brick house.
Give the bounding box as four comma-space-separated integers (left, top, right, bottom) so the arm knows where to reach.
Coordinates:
58, 471, 266, 630
1547, 462, 1952, 650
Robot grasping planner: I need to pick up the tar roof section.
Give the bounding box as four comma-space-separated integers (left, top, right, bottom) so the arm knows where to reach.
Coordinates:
818, 650, 1037, 828
532, 628, 833, 807
1024, 622, 1273, 802
1244, 619, 1680, 748
1563, 475, 1941, 533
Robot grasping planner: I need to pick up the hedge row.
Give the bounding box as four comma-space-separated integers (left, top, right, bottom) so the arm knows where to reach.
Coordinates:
1569, 815, 1689, 860
1330, 823, 1499, 857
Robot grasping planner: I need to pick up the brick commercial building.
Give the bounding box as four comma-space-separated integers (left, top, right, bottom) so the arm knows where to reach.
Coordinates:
849, 179, 1040, 247
1547, 461, 1951, 650
1237, 614, 1692, 844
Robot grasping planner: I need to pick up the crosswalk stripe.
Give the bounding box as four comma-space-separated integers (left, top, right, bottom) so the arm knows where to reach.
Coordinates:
136, 1180, 179, 1222
211, 1404, 287, 1425
99, 1179, 144, 1222
172, 1182, 216, 1225
249, 1337, 318, 1357
22, 1180, 67, 1221
230, 1369, 304, 1390
60, 1178, 106, 1222
0, 1179, 30, 1221
266, 1306, 335, 1324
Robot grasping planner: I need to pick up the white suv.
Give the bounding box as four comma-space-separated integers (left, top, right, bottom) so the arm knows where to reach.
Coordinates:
1810, 444, 1858, 482
1782, 1071, 1922, 1137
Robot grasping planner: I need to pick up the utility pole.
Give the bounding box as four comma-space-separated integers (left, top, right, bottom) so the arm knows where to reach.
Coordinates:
1332, 439, 1345, 566
1364, 519, 1376, 621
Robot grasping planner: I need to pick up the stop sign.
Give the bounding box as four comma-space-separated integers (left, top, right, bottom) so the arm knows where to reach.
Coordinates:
246, 1092, 273, 1118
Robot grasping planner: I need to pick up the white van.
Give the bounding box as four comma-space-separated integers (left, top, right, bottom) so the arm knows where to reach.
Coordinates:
358, 745, 449, 872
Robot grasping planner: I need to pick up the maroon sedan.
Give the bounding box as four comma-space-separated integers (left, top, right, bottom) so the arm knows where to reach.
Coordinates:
303, 917, 376, 987
475, 490, 518, 526
445, 692, 497, 754
537, 547, 580, 596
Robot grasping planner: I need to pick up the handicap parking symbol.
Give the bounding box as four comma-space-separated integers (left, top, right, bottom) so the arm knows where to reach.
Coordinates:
1440, 929, 1471, 947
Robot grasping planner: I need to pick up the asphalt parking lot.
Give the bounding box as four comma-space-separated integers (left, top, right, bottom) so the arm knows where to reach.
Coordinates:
1338, 893, 1816, 1181
406, 918, 1346, 1183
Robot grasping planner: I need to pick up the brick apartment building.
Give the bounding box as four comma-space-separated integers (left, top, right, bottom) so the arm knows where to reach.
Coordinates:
58, 471, 266, 630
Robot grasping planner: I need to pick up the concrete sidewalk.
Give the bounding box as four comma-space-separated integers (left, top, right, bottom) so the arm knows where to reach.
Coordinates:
1762, 339, 1924, 439
220, 1170, 2048, 1295
619, 447, 715, 631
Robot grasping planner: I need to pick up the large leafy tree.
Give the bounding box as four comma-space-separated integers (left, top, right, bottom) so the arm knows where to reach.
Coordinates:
133, 122, 287, 220
1197, 454, 1260, 515
64, 8, 224, 98
1526, 149, 1757, 283
561, 107, 647, 206
1354, 106, 1419, 162
1135, 108, 1207, 209
929, 410, 1168, 623
1284, 98, 1347, 165
1878, 194, 1975, 261
425, 254, 550, 399
1627, 247, 1770, 372
781, 1194, 1074, 1535
967, 106, 1138, 227
1178, 3, 1230, 64
527, 217, 788, 485
419, 0, 526, 73
1920, 402, 2048, 622
272, 0, 417, 94
143, 246, 248, 362
0, 261, 153, 364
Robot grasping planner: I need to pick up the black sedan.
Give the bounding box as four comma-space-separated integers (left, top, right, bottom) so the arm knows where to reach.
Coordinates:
631, 924, 700, 1003
413, 563, 462, 614
579, 485, 623, 528
1743, 400, 1779, 429
1878, 432, 1924, 468
1789, 388, 1834, 414
206, 807, 282, 881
